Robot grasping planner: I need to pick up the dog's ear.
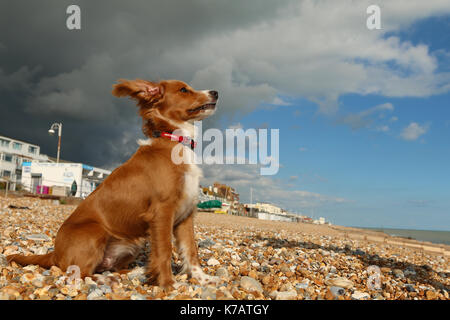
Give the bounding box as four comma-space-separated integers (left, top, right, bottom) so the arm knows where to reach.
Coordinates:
112, 79, 163, 105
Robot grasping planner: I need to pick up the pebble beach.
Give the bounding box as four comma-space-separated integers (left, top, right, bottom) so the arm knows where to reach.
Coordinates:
0, 196, 448, 300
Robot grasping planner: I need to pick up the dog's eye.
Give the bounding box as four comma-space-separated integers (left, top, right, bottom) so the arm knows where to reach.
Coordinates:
180, 87, 188, 93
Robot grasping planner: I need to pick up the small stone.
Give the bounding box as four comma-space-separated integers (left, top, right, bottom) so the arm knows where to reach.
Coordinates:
20, 273, 36, 283
352, 291, 370, 300
198, 238, 215, 248
275, 290, 297, 300
240, 276, 263, 293
230, 259, 240, 266
280, 283, 294, 292
269, 258, 281, 265
32, 279, 45, 288
261, 275, 272, 285
295, 282, 309, 290
87, 288, 104, 300
215, 267, 228, 278
404, 284, 416, 292
325, 277, 354, 289
280, 265, 290, 274
99, 284, 112, 294
48, 288, 60, 297
231, 254, 241, 261
23, 265, 38, 272
87, 284, 98, 293
67, 287, 79, 297
425, 290, 437, 300
34, 247, 48, 255
207, 258, 220, 266
372, 293, 384, 300
50, 266, 63, 277
201, 287, 217, 300
130, 293, 147, 300
248, 270, 258, 279
0, 293, 9, 300
329, 286, 345, 298
33, 286, 50, 297
0, 254, 7, 267
26, 234, 50, 242
1, 286, 21, 299
325, 289, 335, 300
404, 268, 416, 277
393, 269, 404, 279
127, 267, 146, 283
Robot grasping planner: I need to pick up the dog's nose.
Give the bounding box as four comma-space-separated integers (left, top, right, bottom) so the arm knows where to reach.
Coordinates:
209, 90, 218, 100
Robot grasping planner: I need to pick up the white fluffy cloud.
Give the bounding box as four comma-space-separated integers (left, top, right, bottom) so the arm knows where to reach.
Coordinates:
201, 162, 350, 212
400, 122, 430, 141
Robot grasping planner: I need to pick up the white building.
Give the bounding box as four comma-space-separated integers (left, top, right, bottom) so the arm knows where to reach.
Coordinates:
313, 217, 326, 225
244, 202, 300, 222
21, 161, 111, 198
0, 135, 49, 190
257, 211, 297, 222
254, 202, 284, 215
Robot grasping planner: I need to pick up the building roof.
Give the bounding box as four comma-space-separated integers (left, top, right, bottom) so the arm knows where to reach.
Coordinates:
0, 135, 41, 148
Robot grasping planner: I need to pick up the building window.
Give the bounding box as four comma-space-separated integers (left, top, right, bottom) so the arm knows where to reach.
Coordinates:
28, 146, 37, 154
2, 170, 11, 178
0, 139, 10, 147
4, 154, 12, 162
12, 142, 22, 150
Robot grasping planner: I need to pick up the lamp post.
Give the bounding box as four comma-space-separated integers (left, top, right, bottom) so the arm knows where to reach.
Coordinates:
48, 122, 62, 163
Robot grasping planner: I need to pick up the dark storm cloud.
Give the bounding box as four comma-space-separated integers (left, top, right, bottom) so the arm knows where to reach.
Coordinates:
0, 0, 294, 168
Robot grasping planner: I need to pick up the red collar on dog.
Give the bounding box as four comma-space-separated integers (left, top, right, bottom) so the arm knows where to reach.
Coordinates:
153, 131, 197, 150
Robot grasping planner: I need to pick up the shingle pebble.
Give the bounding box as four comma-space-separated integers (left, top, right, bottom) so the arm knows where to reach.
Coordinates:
0, 197, 448, 300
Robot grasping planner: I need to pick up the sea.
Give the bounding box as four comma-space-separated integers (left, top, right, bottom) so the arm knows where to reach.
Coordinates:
358, 227, 450, 246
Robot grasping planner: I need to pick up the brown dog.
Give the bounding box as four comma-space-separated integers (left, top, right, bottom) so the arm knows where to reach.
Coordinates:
8, 79, 219, 290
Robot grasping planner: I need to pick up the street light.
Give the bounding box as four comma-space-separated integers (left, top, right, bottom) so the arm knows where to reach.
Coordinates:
48, 122, 62, 163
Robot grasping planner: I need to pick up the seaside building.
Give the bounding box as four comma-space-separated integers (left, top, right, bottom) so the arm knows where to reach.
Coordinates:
21, 161, 111, 198
199, 183, 243, 215
313, 217, 327, 225
212, 182, 240, 202
244, 203, 301, 222
0, 135, 49, 190
253, 202, 284, 215
0, 134, 116, 199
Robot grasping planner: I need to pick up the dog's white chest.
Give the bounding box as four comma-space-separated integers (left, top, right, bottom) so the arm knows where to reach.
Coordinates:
175, 163, 202, 224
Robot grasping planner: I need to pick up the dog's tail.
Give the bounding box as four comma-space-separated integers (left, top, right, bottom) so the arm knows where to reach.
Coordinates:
7, 252, 55, 269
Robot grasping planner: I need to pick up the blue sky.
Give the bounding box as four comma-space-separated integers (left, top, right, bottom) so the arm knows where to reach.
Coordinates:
217, 16, 450, 230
